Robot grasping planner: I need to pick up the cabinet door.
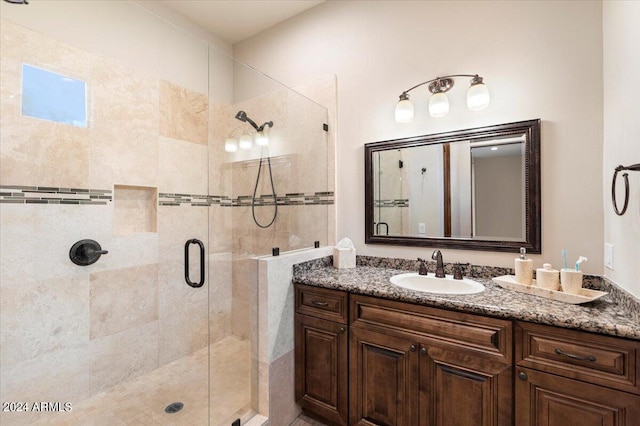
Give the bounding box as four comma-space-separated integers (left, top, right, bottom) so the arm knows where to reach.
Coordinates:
295, 313, 348, 425
420, 345, 513, 426
349, 325, 419, 426
516, 367, 640, 426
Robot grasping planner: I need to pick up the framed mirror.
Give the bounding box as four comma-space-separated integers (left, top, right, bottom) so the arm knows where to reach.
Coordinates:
364, 119, 541, 253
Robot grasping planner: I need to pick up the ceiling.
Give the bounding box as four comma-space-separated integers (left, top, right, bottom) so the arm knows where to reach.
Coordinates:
159, 0, 325, 44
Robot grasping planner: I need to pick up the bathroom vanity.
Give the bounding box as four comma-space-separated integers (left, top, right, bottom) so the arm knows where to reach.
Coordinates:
293, 260, 640, 426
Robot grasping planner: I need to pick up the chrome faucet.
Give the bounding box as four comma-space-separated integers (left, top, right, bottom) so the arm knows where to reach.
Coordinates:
432, 250, 445, 278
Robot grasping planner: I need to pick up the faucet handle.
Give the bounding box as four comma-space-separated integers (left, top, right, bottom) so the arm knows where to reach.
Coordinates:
452, 264, 463, 280
417, 258, 428, 275
452, 262, 470, 280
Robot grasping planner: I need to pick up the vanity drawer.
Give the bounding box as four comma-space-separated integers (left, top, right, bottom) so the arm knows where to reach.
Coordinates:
350, 294, 512, 362
516, 321, 640, 394
295, 284, 348, 324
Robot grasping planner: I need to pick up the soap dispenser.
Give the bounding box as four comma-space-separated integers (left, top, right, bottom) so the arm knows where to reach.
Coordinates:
515, 247, 533, 285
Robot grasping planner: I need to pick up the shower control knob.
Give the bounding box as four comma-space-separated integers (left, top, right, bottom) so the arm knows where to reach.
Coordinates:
69, 239, 108, 266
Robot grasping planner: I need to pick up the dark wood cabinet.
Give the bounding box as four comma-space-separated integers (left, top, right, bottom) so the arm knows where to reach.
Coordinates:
420, 345, 513, 426
295, 285, 349, 425
294, 285, 640, 426
515, 321, 640, 426
349, 294, 513, 426
349, 324, 419, 425
515, 367, 640, 425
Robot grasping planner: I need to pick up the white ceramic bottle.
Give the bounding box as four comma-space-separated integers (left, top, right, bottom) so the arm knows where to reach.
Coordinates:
515, 247, 533, 285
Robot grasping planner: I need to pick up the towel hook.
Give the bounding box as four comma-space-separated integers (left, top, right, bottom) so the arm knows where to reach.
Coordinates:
612, 163, 640, 216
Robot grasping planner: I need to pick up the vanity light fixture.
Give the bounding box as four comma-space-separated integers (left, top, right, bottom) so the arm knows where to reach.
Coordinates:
239, 133, 253, 150
395, 74, 490, 122
224, 137, 238, 152
255, 129, 269, 146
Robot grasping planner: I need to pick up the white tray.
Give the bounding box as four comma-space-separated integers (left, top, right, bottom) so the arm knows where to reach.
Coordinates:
492, 275, 608, 304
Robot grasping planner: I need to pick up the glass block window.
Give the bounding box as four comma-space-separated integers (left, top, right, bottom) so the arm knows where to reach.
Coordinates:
21, 64, 87, 127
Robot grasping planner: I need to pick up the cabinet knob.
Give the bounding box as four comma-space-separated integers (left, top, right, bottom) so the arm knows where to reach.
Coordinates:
339, 327, 346, 333
420, 347, 427, 355
410, 344, 416, 352
518, 371, 528, 381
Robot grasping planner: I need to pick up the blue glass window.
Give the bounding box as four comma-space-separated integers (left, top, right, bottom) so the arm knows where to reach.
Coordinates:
21, 64, 87, 127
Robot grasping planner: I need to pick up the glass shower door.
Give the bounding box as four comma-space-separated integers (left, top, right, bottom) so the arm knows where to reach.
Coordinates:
0, 1, 211, 424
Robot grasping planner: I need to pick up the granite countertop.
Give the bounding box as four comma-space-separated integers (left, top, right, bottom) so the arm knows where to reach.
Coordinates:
293, 258, 640, 341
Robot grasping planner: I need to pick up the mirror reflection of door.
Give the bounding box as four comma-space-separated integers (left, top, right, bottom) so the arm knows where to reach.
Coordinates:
373, 150, 408, 235
470, 137, 526, 240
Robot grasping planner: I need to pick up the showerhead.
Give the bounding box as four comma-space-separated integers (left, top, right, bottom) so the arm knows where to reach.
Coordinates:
234, 110, 269, 132
235, 110, 258, 130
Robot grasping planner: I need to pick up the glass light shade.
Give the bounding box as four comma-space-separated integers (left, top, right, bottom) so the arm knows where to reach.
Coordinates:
224, 137, 238, 152
239, 134, 253, 150
467, 82, 490, 111
395, 98, 414, 123
429, 92, 449, 117
255, 130, 269, 146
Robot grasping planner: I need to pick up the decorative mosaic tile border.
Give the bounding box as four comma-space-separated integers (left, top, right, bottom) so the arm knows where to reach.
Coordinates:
374, 199, 409, 208
159, 191, 334, 207
0, 185, 112, 205
158, 193, 231, 207
1, 186, 334, 207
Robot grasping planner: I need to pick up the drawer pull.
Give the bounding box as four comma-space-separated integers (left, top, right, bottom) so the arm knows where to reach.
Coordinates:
311, 301, 329, 307
554, 348, 596, 362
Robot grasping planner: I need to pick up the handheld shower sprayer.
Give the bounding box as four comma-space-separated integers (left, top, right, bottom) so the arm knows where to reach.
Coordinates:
233, 110, 278, 228
235, 110, 273, 132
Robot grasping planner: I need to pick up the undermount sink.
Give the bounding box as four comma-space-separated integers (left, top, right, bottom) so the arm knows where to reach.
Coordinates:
390, 273, 485, 295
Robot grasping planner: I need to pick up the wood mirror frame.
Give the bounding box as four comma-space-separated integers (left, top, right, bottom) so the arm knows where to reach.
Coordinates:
364, 119, 541, 253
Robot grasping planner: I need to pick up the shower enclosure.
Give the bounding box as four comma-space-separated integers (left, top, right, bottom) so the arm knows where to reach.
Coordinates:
0, 1, 330, 425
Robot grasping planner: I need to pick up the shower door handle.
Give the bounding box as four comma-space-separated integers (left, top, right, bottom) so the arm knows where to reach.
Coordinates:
184, 239, 205, 288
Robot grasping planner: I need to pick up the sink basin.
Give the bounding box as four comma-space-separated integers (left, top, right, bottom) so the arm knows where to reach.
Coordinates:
390, 273, 485, 295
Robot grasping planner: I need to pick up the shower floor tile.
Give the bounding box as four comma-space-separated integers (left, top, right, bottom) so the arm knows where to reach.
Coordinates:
21, 336, 252, 426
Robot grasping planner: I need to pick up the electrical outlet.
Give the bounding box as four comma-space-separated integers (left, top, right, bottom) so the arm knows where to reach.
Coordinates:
418, 223, 426, 234
604, 243, 614, 270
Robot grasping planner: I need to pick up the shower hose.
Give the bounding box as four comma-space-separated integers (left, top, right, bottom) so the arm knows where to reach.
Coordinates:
251, 153, 277, 228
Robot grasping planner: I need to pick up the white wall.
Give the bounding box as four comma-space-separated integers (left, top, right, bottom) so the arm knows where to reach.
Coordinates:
234, 0, 604, 275
603, 1, 640, 297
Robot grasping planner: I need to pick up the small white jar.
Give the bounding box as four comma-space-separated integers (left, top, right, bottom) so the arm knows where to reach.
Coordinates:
536, 263, 560, 291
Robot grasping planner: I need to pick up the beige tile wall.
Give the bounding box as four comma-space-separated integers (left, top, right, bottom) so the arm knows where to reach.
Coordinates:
160, 80, 209, 145
1, 17, 333, 425
0, 20, 214, 418
0, 22, 91, 189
